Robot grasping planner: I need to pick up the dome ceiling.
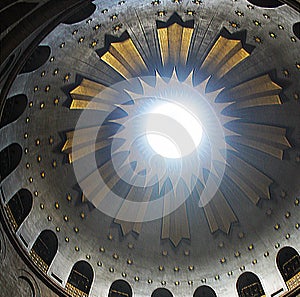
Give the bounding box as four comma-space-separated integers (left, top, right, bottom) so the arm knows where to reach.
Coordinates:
0, 1, 300, 297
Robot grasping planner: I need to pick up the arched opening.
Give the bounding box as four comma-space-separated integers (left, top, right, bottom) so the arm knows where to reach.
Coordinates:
0, 94, 28, 128
63, 2, 96, 25
20, 46, 51, 74
246, 0, 283, 8
108, 280, 132, 297
293, 22, 300, 40
30, 230, 58, 273
0, 2, 38, 34
277, 246, 300, 290
0, 143, 22, 182
66, 261, 94, 296
6, 189, 33, 231
151, 288, 173, 297
237, 272, 265, 297
194, 285, 217, 297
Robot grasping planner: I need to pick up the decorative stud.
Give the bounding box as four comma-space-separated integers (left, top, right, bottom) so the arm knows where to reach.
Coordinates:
286, 233, 290, 239
60, 42, 65, 48
47, 215, 52, 221
78, 36, 85, 43
220, 257, 226, 264
110, 14, 118, 21
100, 247, 105, 253
192, 0, 202, 4
184, 250, 190, 256
185, 10, 196, 16
86, 254, 91, 260
254, 36, 262, 44
101, 9, 108, 14
188, 265, 194, 271
201, 278, 206, 283
45, 85, 50, 92
134, 276, 139, 282
75, 246, 80, 251
228, 271, 233, 276
72, 29, 78, 35
34, 86, 39, 92
94, 24, 101, 30
188, 280, 193, 285
97, 261, 102, 267
295, 198, 299, 205
74, 227, 79, 233
40, 203, 44, 209
263, 13, 270, 19
174, 281, 180, 286
29, 177, 33, 183
235, 10, 244, 17
54, 97, 60, 105
24, 133, 28, 139
80, 212, 85, 219
34, 191, 38, 197
65, 237, 69, 242
148, 279, 153, 284
112, 253, 119, 260
64, 215, 69, 222
248, 244, 254, 251
252, 259, 257, 265
234, 251, 241, 257
113, 24, 123, 32
157, 10, 167, 17
247, 4, 254, 9
56, 227, 60, 232
274, 223, 280, 230
174, 266, 180, 272
295, 223, 299, 229
278, 24, 284, 30
240, 266, 245, 271
269, 32, 277, 39
122, 272, 127, 277
291, 37, 297, 42
29, 101, 33, 108
264, 251, 269, 257
159, 265, 164, 271
108, 234, 113, 240
162, 250, 168, 256
52, 160, 57, 168
161, 280, 166, 286
50, 56, 55, 62
40, 171, 45, 179
253, 20, 261, 26
230, 21, 240, 29
41, 71, 46, 77
64, 73, 71, 82
152, 0, 160, 5
109, 267, 114, 273
215, 275, 220, 280
275, 242, 280, 249
55, 202, 59, 209
127, 259, 133, 265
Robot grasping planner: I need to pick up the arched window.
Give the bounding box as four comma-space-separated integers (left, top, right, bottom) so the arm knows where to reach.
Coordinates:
30, 230, 58, 273
0, 94, 27, 128
20, 46, 51, 74
6, 189, 33, 231
246, 0, 283, 8
63, 2, 96, 25
237, 272, 265, 297
293, 22, 300, 40
0, 143, 22, 182
151, 288, 173, 297
194, 285, 217, 297
277, 246, 300, 290
108, 280, 132, 297
66, 261, 94, 296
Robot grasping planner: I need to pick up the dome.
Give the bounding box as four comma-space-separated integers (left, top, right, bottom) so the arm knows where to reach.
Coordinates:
0, 1, 299, 297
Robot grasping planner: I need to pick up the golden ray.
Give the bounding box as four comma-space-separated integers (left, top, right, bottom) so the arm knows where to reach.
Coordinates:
157, 23, 194, 66
200, 36, 250, 81
100, 38, 148, 79
62, 16, 292, 243
161, 181, 190, 247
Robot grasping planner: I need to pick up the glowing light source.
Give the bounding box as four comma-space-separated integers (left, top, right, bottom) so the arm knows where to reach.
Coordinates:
146, 102, 203, 158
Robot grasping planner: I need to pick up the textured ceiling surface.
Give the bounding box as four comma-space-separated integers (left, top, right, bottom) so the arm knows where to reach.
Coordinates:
1, 1, 300, 297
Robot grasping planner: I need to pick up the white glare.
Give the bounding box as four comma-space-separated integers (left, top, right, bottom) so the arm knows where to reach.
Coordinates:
146, 102, 203, 158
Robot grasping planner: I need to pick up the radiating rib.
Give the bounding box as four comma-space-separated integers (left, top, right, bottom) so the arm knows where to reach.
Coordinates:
114, 185, 153, 235
225, 152, 273, 204
157, 23, 194, 67
203, 188, 237, 234
223, 74, 282, 101
101, 38, 148, 79
200, 36, 250, 80
161, 181, 190, 246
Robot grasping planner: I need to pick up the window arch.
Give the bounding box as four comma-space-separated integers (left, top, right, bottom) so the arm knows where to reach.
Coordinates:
151, 288, 173, 297
237, 272, 265, 297
194, 285, 217, 297
277, 246, 300, 290
66, 260, 94, 296
0, 94, 27, 128
246, 0, 283, 8
6, 189, 32, 231
108, 280, 132, 297
63, 2, 96, 25
0, 143, 22, 182
30, 230, 58, 273
20, 46, 51, 74
293, 22, 300, 40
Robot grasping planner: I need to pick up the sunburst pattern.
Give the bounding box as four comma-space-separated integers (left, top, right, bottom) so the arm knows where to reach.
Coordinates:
62, 14, 291, 247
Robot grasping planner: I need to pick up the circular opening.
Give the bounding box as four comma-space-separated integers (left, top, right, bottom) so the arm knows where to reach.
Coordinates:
146, 101, 203, 158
